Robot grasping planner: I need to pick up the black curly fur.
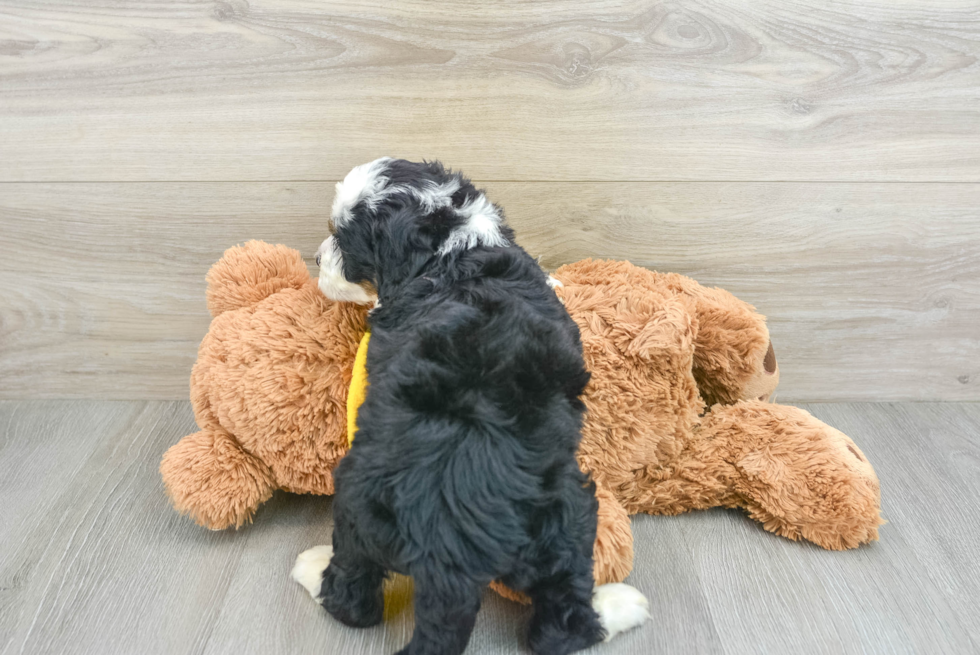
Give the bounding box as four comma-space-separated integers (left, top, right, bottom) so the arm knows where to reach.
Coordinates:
318, 159, 606, 655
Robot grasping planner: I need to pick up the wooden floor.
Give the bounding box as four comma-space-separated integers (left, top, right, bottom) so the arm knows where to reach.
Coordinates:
2, 2, 979, 654
2, 0, 979, 403
1, 400, 978, 655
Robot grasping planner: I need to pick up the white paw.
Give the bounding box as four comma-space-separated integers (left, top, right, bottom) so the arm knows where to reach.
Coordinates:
592, 583, 650, 642
291, 545, 333, 601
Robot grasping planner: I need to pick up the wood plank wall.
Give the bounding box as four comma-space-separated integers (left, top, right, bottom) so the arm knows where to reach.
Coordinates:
1, 0, 978, 400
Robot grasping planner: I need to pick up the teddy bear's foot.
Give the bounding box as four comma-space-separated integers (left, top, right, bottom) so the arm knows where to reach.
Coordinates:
160, 428, 277, 530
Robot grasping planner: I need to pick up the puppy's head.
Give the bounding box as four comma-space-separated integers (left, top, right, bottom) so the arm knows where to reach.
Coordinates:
315, 158, 511, 303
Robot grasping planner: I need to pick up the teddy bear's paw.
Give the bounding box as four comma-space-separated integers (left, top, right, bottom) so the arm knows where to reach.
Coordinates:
291, 545, 334, 601
159, 429, 276, 530
592, 583, 650, 642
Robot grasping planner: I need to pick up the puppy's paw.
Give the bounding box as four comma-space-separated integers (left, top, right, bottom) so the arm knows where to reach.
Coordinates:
291, 545, 333, 601
592, 583, 650, 642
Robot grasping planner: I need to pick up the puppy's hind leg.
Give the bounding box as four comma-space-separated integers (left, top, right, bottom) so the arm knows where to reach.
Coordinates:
527, 478, 649, 655
395, 569, 482, 655
527, 566, 606, 655
291, 503, 386, 628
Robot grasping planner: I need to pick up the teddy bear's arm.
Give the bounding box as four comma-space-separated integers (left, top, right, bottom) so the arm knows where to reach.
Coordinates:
160, 427, 277, 530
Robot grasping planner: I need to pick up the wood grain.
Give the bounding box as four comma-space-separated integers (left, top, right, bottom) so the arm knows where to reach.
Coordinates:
0, 182, 330, 400
493, 181, 980, 402
1, 400, 979, 654
803, 403, 980, 650
1, 181, 977, 401
2, 0, 978, 650
1, 0, 979, 182
0, 401, 250, 655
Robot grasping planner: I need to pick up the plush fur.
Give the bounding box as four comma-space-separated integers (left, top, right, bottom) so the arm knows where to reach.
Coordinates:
310, 158, 637, 655
161, 244, 882, 607
159, 242, 367, 529
551, 260, 881, 552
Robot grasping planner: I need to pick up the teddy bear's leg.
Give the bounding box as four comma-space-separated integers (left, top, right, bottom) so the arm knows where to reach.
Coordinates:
697, 401, 883, 549
205, 241, 313, 317
160, 427, 277, 530
593, 480, 634, 586
674, 278, 779, 406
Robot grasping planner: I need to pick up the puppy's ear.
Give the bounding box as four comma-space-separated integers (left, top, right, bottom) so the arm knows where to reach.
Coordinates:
368, 205, 447, 288
334, 217, 380, 286
325, 157, 398, 288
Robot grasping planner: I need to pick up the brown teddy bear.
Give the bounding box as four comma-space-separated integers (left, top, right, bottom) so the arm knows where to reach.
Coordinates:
160, 241, 882, 592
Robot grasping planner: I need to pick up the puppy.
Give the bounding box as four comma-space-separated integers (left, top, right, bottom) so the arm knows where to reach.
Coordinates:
293, 158, 649, 655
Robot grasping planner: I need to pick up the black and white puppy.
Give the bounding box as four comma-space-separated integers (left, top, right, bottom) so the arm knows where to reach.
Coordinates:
292, 158, 649, 655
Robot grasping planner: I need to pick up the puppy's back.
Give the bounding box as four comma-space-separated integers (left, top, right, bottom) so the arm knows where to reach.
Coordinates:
335, 245, 590, 575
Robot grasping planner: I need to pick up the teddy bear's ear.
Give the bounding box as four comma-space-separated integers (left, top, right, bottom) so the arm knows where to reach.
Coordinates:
205, 241, 312, 317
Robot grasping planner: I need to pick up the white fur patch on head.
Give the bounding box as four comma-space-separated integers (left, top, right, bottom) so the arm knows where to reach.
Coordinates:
408, 178, 462, 213
438, 192, 509, 255
291, 545, 334, 601
332, 157, 393, 228
592, 583, 650, 642
315, 236, 377, 304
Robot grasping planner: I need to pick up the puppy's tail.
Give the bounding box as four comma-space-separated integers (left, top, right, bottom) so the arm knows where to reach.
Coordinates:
593, 583, 651, 641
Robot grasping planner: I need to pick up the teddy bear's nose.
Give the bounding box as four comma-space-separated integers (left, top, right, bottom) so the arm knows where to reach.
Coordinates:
763, 342, 776, 374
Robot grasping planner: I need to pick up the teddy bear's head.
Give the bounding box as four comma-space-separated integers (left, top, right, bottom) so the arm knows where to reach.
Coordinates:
190, 241, 368, 495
